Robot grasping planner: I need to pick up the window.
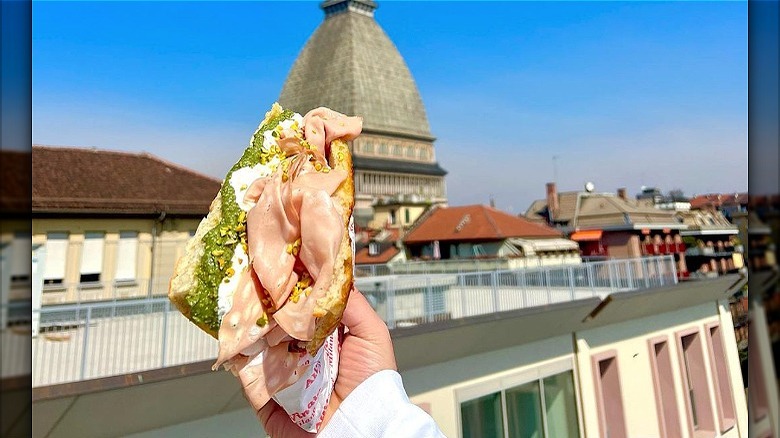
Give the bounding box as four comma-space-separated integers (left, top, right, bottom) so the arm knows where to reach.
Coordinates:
648, 337, 683, 438
368, 242, 379, 256
677, 329, 716, 435
705, 324, 736, 432
461, 392, 504, 438
43, 232, 69, 286
405, 146, 416, 158
542, 372, 580, 437
10, 232, 31, 284
392, 144, 402, 156
460, 370, 580, 438
378, 143, 388, 155
363, 142, 375, 154
405, 208, 411, 224
592, 351, 627, 438
115, 231, 139, 282
505, 381, 543, 438
473, 244, 486, 257
79, 232, 105, 284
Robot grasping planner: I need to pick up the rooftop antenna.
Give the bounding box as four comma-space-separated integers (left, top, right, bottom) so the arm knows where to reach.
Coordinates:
584, 181, 595, 193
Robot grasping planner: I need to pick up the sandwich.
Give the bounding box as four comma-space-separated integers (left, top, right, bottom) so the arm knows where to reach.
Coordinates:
169, 103, 360, 413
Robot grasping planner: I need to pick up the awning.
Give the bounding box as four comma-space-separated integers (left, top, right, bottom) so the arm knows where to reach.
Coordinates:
508, 238, 580, 255
570, 230, 603, 241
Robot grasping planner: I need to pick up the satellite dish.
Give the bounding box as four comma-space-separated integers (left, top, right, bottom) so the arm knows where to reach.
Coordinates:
584, 182, 595, 192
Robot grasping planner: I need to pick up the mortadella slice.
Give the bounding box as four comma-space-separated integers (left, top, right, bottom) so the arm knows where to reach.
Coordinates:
246, 170, 299, 308
302, 107, 362, 154
273, 189, 344, 340
214, 269, 276, 369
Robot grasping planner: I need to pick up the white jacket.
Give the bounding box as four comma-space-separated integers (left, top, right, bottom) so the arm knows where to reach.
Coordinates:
318, 370, 447, 437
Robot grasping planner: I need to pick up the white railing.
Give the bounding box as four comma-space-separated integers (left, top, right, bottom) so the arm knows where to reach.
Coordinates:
356, 255, 584, 277
355, 255, 677, 327
30, 256, 676, 387
1, 301, 32, 380
32, 299, 215, 387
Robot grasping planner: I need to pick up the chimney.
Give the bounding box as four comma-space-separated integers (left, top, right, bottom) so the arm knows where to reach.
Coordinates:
617, 188, 627, 201
546, 182, 558, 222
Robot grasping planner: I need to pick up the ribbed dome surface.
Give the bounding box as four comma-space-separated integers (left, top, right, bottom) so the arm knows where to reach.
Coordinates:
279, 3, 433, 139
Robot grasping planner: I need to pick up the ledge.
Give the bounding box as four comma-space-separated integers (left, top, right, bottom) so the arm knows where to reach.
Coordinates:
32, 360, 215, 402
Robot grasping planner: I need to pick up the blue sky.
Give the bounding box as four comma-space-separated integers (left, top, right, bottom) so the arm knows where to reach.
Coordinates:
32, 1, 748, 213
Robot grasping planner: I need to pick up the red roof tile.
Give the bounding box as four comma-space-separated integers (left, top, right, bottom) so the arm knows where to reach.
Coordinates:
690, 193, 747, 210
403, 204, 561, 244
32, 146, 221, 215
355, 245, 400, 264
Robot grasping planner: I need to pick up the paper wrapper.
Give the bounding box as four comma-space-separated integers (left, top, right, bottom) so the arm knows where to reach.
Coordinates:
272, 217, 354, 433
273, 330, 340, 432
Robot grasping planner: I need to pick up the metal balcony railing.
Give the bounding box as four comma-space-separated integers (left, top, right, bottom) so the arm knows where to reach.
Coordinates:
356, 254, 584, 277
26, 255, 676, 387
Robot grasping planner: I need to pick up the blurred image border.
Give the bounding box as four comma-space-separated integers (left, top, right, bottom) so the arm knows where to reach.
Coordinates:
0, 0, 32, 436
747, 0, 780, 435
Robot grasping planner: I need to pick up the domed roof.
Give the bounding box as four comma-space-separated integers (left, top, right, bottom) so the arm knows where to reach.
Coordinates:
279, 0, 433, 140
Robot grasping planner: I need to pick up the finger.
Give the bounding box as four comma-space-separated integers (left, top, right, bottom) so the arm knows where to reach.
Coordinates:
341, 288, 390, 341
257, 399, 312, 438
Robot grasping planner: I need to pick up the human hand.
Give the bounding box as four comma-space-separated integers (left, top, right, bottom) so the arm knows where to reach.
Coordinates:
257, 288, 397, 437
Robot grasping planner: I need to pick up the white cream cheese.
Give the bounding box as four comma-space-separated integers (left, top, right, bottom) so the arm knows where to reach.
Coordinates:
229, 160, 280, 211
278, 113, 304, 133
217, 243, 248, 322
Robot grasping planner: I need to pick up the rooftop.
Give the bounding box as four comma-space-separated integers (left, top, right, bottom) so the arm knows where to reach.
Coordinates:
32, 146, 221, 216
676, 209, 738, 235
689, 192, 748, 210
355, 242, 400, 264
278, 0, 433, 140
525, 184, 685, 231
404, 204, 562, 244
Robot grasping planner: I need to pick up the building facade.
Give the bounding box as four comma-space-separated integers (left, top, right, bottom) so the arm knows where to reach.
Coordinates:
402, 276, 748, 438
31, 146, 219, 305
677, 209, 745, 279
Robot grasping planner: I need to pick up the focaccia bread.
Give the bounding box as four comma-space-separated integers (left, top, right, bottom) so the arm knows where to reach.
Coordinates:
169, 103, 358, 356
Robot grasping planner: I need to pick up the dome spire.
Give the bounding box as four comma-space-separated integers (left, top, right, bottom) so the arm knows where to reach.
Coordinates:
320, 0, 377, 18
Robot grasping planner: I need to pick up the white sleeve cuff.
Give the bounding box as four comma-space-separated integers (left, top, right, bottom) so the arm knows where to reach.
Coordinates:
317, 370, 445, 437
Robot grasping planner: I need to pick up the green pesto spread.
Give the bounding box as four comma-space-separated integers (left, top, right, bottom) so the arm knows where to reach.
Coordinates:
186, 108, 293, 332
